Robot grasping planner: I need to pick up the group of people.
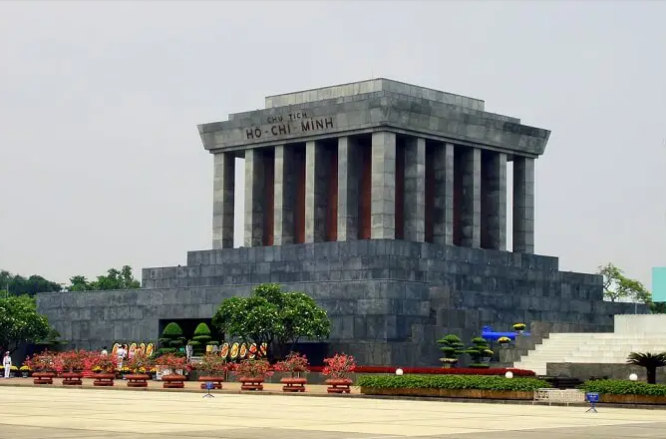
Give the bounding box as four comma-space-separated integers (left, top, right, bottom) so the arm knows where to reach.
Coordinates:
100, 344, 130, 369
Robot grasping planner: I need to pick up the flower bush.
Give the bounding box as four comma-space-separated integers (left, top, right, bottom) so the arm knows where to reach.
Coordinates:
234, 358, 271, 379
89, 353, 117, 374
195, 354, 228, 376
357, 375, 548, 391
19, 365, 31, 372
513, 323, 526, 331
322, 353, 356, 380
126, 352, 153, 374
153, 353, 188, 373
274, 352, 309, 377
55, 350, 91, 373
24, 351, 57, 372
497, 336, 511, 344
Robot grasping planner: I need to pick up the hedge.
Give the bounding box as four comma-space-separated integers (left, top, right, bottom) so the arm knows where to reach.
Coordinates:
356, 375, 549, 391
308, 366, 535, 376
581, 380, 666, 396
162, 322, 183, 337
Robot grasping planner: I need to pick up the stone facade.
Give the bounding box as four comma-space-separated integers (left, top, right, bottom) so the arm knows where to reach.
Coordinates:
37, 240, 635, 366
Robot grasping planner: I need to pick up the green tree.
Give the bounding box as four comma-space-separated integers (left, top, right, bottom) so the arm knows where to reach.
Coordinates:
67, 265, 140, 291
212, 283, 330, 360
599, 263, 649, 303
0, 295, 51, 353
0, 270, 61, 296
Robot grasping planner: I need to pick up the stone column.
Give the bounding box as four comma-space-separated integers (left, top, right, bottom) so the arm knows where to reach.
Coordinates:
482, 152, 507, 250
513, 156, 535, 253
461, 148, 481, 248
305, 141, 327, 242
212, 152, 234, 249
273, 145, 295, 245
337, 136, 359, 241
371, 131, 396, 239
404, 137, 425, 242
244, 148, 264, 247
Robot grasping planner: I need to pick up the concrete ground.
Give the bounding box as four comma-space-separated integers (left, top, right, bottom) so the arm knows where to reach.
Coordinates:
2, 385, 666, 438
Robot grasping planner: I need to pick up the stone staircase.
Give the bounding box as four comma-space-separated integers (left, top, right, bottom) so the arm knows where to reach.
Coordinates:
513, 315, 666, 375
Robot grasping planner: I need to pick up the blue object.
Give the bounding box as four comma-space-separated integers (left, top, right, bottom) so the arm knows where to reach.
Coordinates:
585, 392, 599, 413
481, 326, 530, 341
205, 381, 214, 390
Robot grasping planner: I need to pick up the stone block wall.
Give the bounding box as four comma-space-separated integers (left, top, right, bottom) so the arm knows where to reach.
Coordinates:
37, 240, 636, 366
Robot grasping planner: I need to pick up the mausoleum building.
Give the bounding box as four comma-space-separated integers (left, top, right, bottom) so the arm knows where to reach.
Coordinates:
36, 80, 634, 366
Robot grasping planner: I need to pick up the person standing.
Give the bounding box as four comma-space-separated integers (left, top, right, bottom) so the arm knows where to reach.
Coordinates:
3, 352, 11, 379
116, 344, 127, 369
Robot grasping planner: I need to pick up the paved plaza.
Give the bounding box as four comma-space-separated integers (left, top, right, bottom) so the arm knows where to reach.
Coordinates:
1, 386, 666, 438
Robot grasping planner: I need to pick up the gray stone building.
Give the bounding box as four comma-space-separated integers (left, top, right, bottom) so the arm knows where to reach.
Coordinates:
37, 79, 634, 366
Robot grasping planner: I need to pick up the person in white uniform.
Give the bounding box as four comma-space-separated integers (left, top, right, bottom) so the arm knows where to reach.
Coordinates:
3, 352, 11, 378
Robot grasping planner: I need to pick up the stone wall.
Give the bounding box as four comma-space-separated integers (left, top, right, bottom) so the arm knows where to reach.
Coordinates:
36, 240, 635, 366
547, 363, 666, 382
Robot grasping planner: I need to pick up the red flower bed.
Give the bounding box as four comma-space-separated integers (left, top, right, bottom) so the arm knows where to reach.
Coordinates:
307, 366, 535, 376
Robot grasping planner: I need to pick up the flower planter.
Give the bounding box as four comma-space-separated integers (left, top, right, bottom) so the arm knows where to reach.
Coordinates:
162, 373, 186, 389
198, 376, 224, 389
360, 387, 534, 400
599, 394, 666, 405
93, 373, 116, 387
325, 378, 352, 394
239, 376, 264, 391
281, 377, 307, 392
32, 372, 55, 385
126, 374, 150, 388
62, 372, 83, 385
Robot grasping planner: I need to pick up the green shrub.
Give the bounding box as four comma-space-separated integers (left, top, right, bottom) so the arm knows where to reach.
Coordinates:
581, 380, 666, 396
357, 375, 548, 392
192, 335, 212, 343
194, 322, 212, 336
159, 347, 176, 354
207, 340, 219, 346
162, 322, 183, 337
187, 340, 201, 347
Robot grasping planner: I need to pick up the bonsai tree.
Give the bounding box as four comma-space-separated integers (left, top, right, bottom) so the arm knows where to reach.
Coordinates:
195, 353, 228, 377
627, 352, 666, 384
234, 358, 271, 380
157, 322, 186, 355
513, 323, 527, 332
274, 352, 309, 378
437, 334, 464, 367
465, 337, 494, 368
322, 353, 356, 380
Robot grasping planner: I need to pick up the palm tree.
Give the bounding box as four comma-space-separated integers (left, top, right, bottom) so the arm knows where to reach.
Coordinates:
626, 352, 666, 384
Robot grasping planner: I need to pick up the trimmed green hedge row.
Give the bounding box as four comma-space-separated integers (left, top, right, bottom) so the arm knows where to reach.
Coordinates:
356, 375, 549, 391
582, 380, 666, 396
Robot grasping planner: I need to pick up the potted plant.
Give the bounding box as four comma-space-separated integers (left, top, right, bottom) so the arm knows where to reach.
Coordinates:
437, 334, 464, 368
28, 351, 57, 384
322, 353, 355, 394
90, 353, 117, 386
275, 352, 309, 392
235, 358, 271, 391
154, 353, 188, 388
19, 365, 31, 378
513, 323, 526, 334
125, 352, 152, 387
497, 336, 511, 347
195, 353, 228, 389
56, 350, 88, 385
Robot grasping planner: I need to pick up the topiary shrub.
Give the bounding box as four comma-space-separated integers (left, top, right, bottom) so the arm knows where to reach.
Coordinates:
157, 322, 185, 356
437, 334, 464, 367
465, 336, 493, 368
188, 322, 212, 356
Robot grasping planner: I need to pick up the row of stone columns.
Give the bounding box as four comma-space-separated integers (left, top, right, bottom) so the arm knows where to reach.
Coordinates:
212, 131, 535, 253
